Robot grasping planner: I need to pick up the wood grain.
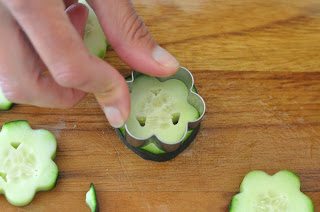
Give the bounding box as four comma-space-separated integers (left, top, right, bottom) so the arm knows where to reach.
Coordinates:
1, 0, 320, 211
109, 0, 320, 73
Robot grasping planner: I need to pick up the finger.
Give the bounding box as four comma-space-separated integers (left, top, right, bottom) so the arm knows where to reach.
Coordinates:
0, 3, 86, 108
66, 3, 88, 36
2, 0, 130, 127
90, 0, 179, 77
64, 0, 77, 8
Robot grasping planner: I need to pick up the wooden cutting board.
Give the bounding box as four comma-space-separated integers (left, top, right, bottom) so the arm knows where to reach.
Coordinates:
1, 0, 320, 211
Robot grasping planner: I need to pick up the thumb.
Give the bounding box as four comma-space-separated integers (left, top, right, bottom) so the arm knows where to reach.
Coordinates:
89, 0, 179, 77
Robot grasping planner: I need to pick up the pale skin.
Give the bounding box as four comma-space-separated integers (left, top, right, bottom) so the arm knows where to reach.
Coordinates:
0, 0, 179, 127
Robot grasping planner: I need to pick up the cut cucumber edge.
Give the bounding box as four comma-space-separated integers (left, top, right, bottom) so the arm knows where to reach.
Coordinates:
86, 183, 98, 212
4, 167, 58, 207
1, 120, 30, 131
239, 170, 301, 193
229, 170, 314, 212
0, 102, 13, 111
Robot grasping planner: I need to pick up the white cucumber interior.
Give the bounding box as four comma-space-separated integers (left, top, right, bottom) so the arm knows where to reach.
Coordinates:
126, 76, 199, 144
86, 183, 97, 212
230, 170, 314, 212
0, 121, 58, 206
0, 88, 12, 110
79, 0, 108, 58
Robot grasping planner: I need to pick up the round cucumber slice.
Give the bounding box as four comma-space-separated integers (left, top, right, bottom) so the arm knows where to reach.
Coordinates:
79, 0, 108, 58
126, 76, 199, 144
0, 120, 58, 206
230, 170, 314, 212
0, 88, 13, 111
86, 183, 98, 212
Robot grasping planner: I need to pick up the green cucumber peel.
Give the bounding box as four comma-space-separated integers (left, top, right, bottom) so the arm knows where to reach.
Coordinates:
0, 120, 58, 206
230, 170, 314, 212
79, 0, 108, 58
86, 183, 98, 212
119, 127, 193, 154
0, 88, 13, 111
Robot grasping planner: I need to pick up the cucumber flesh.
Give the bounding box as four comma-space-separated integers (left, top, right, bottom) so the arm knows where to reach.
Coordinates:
0, 120, 58, 206
140, 141, 166, 154
0, 88, 12, 110
79, 0, 108, 58
86, 183, 98, 212
126, 76, 199, 144
230, 170, 314, 212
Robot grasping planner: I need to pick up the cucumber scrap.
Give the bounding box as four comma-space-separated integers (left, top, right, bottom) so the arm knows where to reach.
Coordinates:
126, 76, 199, 144
0, 88, 12, 111
0, 120, 58, 206
230, 170, 314, 212
79, 0, 108, 58
86, 183, 98, 212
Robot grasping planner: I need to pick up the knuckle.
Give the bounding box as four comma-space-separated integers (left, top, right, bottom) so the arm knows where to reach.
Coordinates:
95, 75, 121, 99
1, 83, 24, 102
123, 11, 152, 44
54, 65, 89, 89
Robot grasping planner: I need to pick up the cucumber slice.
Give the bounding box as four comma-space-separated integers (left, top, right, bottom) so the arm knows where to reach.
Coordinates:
230, 170, 314, 212
0, 88, 13, 110
86, 183, 98, 212
116, 74, 202, 161
126, 76, 199, 144
79, 0, 108, 58
0, 120, 58, 206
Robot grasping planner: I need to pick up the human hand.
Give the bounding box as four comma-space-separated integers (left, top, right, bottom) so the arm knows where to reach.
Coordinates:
0, 0, 179, 127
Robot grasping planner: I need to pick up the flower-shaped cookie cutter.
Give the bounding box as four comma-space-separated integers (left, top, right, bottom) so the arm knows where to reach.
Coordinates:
116, 67, 206, 161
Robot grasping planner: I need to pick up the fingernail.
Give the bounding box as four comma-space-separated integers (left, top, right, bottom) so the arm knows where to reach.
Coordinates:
103, 106, 125, 128
152, 46, 179, 69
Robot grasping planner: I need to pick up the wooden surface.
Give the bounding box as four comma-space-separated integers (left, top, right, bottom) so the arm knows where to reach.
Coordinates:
1, 0, 320, 211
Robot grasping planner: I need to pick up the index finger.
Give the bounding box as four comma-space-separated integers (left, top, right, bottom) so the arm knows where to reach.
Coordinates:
2, 0, 130, 126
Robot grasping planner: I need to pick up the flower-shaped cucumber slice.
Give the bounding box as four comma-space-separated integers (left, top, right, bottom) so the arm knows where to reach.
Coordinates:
126, 76, 199, 144
0, 120, 58, 206
116, 67, 205, 161
230, 170, 314, 212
